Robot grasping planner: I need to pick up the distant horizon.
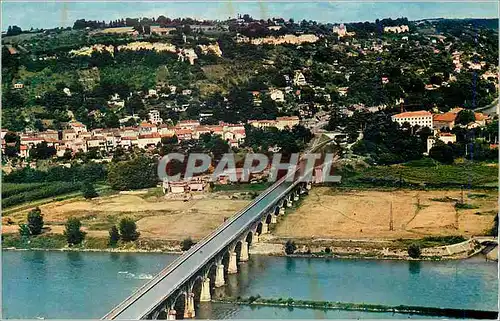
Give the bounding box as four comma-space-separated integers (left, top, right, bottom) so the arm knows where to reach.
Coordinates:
2, 1, 498, 31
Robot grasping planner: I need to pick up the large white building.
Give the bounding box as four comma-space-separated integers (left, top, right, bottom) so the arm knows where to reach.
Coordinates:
391, 111, 433, 128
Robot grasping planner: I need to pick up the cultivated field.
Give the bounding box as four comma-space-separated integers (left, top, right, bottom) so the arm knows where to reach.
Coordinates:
274, 187, 498, 240
2, 192, 250, 241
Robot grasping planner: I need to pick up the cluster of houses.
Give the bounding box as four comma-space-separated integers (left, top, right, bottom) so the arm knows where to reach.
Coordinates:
2, 119, 246, 159
1, 115, 304, 159
391, 108, 491, 154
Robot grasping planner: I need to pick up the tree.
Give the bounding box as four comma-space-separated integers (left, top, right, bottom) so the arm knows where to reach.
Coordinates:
6, 25, 22, 36
81, 182, 98, 199
64, 218, 86, 245
19, 223, 31, 238
107, 156, 158, 190
408, 243, 421, 258
119, 217, 140, 242
285, 240, 297, 255
27, 207, 44, 235
429, 142, 454, 164
108, 226, 120, 246
455, 109, 476, 125
181, 237, 195, 251
30, 142, 56, 160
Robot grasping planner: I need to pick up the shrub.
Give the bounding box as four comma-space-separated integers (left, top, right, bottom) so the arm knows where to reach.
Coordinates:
119, 218, 140, 242
82, 182, 98, 199
27, 207, 44, 235
455, 202, 479, 210
108, 226, 120, 246
18, 224, 31, 238
64, 218, 86, 245
325, 247, 332, 254
408, 243, 421, 258
181, 237, 195, 251
285, 240, 297, 255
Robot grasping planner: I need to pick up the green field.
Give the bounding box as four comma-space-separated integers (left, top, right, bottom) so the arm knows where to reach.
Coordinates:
2, 182, 84, 208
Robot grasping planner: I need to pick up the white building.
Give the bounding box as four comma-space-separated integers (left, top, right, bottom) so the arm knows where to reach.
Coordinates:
293, 71, 307, 86
148, 110, 163, 124
383, 25, 409, 33
270, 89, 285, 102
148, 89, 158, 97
427, 133, 457, 153
391, 111, 433, 128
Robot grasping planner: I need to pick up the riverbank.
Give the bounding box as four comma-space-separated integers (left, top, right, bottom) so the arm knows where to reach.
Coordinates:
212, 296, 499, 319
2, 233, 496, 261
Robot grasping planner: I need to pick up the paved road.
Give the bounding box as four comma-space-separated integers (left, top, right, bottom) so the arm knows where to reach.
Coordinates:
475, 97, 499, 116
103, 177, 297, 319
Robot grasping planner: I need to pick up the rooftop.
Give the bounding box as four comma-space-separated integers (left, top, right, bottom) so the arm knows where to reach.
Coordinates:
392, 111, 432, 118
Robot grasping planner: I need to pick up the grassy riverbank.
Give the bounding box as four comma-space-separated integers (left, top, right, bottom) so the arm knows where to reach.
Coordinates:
214, 296, 498, 319
1, 233, 181, 253
3, 232, 493, 262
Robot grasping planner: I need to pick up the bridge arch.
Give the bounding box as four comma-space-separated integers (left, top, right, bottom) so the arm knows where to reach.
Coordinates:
171, 291, 187, 319
256, 222, 263, 235
245, 230, 253, 245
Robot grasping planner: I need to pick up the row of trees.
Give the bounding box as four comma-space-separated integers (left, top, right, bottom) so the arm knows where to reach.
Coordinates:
3, 163, 106, 184
18, 207, 141, 247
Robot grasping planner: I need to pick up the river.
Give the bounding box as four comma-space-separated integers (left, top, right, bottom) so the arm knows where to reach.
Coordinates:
2, 251, 497, 319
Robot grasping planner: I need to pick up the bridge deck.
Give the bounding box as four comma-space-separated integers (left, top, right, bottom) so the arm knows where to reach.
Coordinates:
104, 179, 295, 319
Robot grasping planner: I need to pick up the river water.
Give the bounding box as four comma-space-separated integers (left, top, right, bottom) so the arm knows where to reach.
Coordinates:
2, 251, 497, 319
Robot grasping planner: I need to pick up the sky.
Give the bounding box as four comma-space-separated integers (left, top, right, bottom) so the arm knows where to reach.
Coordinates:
1, 1, 499, 31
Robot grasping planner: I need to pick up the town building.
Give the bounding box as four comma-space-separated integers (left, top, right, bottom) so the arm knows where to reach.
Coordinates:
383, 25, 409, 33
148, 110, 163, 124
433, 112, 456, 130
391, 111, 433, 128
150, 25, 176, 35
427, 133, 457, 153
270, 89, 285, 102
68, 121, 87, 134
293, 71, 307, 86
139, 122, 158, 134
276, 116, 300, 130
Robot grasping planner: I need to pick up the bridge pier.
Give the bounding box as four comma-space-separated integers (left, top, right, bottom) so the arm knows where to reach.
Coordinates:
286, 197, 293, 207
228, 252, 238, 274
215, 264, 225, 287
306, 182, 312, 190
183, 293, 195, 319
271, 215, 277, 224
200, 278, 211, 302
240, 241, 249, 261
167, 309, 176, 320
293, 190, 299, 201
279, 206, 285, 215
261, 222, 268, 234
